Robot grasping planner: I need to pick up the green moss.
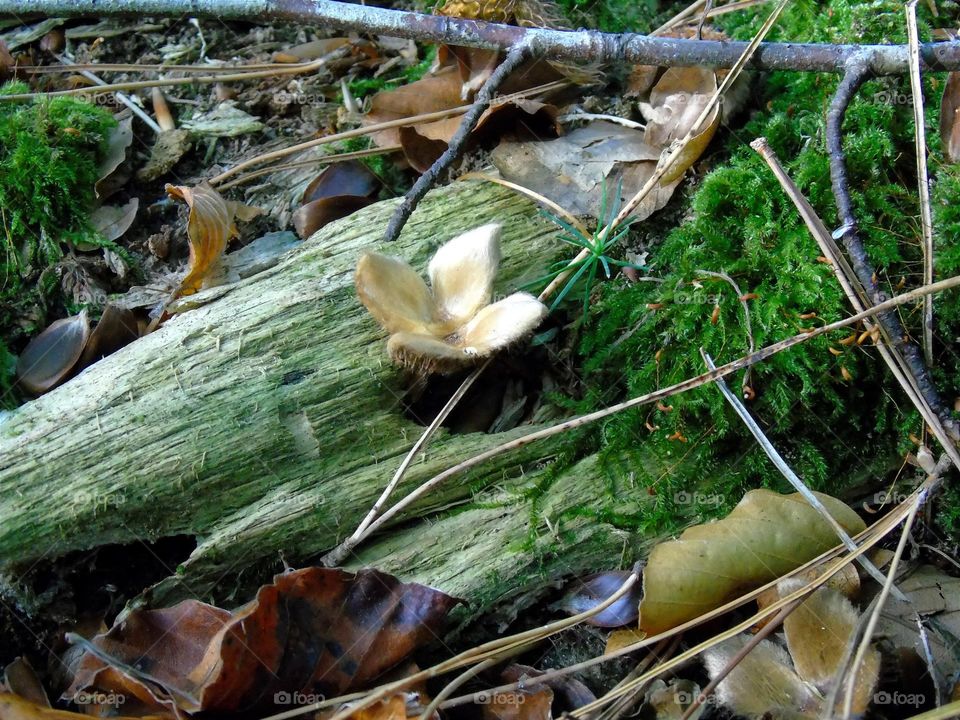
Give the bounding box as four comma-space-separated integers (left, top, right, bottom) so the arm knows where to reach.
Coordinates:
543, 0, 960, 534
0, 82, 116, 352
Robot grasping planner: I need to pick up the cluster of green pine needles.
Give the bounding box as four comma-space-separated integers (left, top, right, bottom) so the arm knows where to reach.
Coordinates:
530, 181, 645, 315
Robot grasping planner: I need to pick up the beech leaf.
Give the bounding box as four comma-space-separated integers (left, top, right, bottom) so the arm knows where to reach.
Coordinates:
940, 72, 960, 163
95, 117, 133, 199
16, 310, 91, 396
90, 198, 139, 242
638, 489, 866, 634
165, 182, 260, 297
702, 636, 820, 719
558, 571, 642, 628
68, 567, 460, 714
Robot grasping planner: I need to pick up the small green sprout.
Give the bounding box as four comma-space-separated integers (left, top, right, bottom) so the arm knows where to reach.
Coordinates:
532, 180, 645, 315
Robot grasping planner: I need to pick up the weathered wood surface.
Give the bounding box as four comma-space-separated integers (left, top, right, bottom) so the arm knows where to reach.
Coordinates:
0, 182, 657, 621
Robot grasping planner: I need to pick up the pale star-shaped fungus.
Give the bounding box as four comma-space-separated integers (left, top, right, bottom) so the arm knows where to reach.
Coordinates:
355, 223, 548, 373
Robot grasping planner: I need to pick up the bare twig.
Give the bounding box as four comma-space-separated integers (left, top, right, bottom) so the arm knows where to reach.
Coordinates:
826, 54, 956, 436
12, 0, 960, 74
751, 138, 960, 474
53, 54, 162, 134
382, 42, 530, 243
701, 350, 903, 599
0, 54, 341, 101
208, 80, 566, 186
906, 0, 936, 367
216, 145, 400, 192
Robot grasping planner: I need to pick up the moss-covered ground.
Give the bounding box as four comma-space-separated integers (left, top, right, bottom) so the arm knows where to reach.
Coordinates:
505, 0, 960, 541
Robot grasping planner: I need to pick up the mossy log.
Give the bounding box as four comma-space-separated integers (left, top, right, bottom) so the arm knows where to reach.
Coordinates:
0, 182, 660, 625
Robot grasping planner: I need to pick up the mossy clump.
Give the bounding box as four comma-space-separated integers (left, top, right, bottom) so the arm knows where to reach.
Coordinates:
552, 0, 960, 533
0, 82, 116, 395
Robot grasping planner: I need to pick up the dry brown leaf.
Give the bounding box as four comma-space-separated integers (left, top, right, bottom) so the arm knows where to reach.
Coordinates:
603, 627, 645, 654
165, 182, 260, 297
0, 40, 13, 81
500, 665, 595, 712
2, 659, 49, 708
702, 636, 820, 720
0, 693, 165, 720
15, 311, 90, 396
492, 121, 675, 220
364, 66, 465, 148
756, 562, 860, 624
293, 161, 381, 238
68, 568, 460, 714
780, 578, 879, 713
90, 198, 139, 242
875, 565, 960, 693
638, 489, 865, 634
641, 66, 720, 184
480, 687, 553, 720
940, 72, 960, 163
95, 118, 133, 200
78, 304, 141, 368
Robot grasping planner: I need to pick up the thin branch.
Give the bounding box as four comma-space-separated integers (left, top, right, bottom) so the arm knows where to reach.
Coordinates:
906, 0, 936, 367
321, 358, 490, 567
0, 53, 342, 101
826, 56, 957, 436
216, 145, 400, 192
382, 42, 530, 243
351, 275, 960, 541
701, 350, 902, 599
12, 0, 960, 74
55, 54, 162, 134
208, 80, 566, 186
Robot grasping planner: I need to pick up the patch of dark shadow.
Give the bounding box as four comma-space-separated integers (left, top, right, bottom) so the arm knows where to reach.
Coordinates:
281, 368, 316, 386
0, 535, 197, 667
400, 324, 569, 434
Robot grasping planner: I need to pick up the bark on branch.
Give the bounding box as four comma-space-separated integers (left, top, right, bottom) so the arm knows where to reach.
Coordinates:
7, 0, 960, 74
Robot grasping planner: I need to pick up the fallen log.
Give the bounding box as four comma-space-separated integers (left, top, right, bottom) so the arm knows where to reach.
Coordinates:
0, 181, 659, 625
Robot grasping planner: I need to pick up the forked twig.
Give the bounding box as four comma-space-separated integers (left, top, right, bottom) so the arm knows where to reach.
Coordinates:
383, 42, 531, 243
750, 138, 960, 472
827, 54, 955, 435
